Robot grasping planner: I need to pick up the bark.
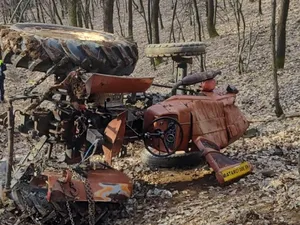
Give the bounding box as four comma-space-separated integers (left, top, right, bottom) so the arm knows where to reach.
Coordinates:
18, 0, 31, 22
168, 0, 177, 43
35, 0, 41, 22
147, 0, 152, 43
83, 0, 91, 28
151, 0, 160, 44
52, 0, 63, 25
68, 0, 78, 26
271, 0, 284, 117
276, 0, 290, 69
9, 0, 25, 23
103, 0, 114, 33
116, 0, 124, 36
193, 0, 204, 71
207, 0, 219, 38
258, 0, 262, 15
77, 3, 83, 27
128, 0, 133, 40
39, 0, 45, 23
59, 0, 66, 19
193, 0, 202, 41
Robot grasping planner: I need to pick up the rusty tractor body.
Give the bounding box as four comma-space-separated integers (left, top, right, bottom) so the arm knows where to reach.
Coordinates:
143, 88, 251, 184
0, 68, 253, 224
0, 23, 253, 225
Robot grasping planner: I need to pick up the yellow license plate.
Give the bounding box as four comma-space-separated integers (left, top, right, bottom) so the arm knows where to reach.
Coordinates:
220, 162, 252, 182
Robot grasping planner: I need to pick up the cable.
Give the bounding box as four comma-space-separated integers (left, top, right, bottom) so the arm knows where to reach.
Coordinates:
80, 139, 99, 164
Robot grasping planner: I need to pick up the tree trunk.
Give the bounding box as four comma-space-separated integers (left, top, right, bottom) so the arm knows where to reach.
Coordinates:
151, 0, 160, 44
35, 0, 41, 22
103, 0, 114, 33
77, 3, 83, 27
59, 0, 66, 19
213, 0, 217, 26
147, 0, 152, 43
128, 0, 133, 40
11, 0, 22, 22
207, 0, 219, 38
258, 0, 262, 15
193, 0, 202, 41
83, 0, 90, 28
193, 0, 204, 71
52, 0, 63, 25
271, 0, 284, 117
68, 0, 78, 26
276, 0, 290, 69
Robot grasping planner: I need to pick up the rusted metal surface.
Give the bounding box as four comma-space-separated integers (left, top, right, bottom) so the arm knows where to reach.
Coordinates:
193, 137, 253, 184
144, 90, 249, 150
42, 168, 133, 203
103, 112, 127, 165
85, 73, 154, 94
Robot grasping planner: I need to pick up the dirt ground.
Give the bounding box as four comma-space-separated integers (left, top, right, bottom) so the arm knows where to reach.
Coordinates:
1, 1, 300, 225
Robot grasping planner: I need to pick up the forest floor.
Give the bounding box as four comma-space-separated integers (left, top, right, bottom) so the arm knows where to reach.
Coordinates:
1, 0, 300, 225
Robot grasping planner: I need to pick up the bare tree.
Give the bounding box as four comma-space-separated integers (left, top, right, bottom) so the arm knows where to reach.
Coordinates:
116, 0, 124, 36
132, 0, 151, 43
271, 0, 284, 117
9, 0, 26, 22
168, 0, 178, 42
276, 0, 290, 69
151, 0, 160, 44
258, 0, 262, 15
229, 0, 258, 74
103, 0, 115, 33
128, 0, 134, 40
193, 0, 205, 71
229, 0, 246, 74
68, 0, 78, 26
207, 0, 219, 38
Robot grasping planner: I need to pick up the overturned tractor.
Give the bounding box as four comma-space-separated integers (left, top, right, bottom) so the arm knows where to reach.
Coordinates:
0, 23, 252, 224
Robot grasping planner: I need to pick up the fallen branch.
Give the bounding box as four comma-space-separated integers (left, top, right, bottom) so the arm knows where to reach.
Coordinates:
248, 112, 300, 123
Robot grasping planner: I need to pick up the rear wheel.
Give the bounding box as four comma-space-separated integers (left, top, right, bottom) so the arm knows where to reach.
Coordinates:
141, 148, 205, 168
0, 23, 138, 76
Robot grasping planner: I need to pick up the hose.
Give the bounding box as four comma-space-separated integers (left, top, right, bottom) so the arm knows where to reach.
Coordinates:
80, 139, 99, 164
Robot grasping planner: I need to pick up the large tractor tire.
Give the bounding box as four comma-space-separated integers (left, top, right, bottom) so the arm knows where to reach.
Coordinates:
144, 42, 206, 58
0, 23, 138, 76
141, 148, 205, 168
11, 182, 117, 225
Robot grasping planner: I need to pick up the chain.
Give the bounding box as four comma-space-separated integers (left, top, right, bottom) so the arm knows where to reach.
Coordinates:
58, 180, 75, 225
62, 167, 96, 225
65, 199, 75, 225
33, 151, 96, 225
79, 173, 96, 225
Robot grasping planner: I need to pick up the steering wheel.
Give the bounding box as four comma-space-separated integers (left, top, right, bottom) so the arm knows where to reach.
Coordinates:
143, 117, 184, 157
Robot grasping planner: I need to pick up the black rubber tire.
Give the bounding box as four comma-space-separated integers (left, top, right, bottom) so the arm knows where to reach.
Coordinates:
144, 42, 206, 58
141, 148, 205, 168
0, 23, 138, 76
11, 182, 117, 225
